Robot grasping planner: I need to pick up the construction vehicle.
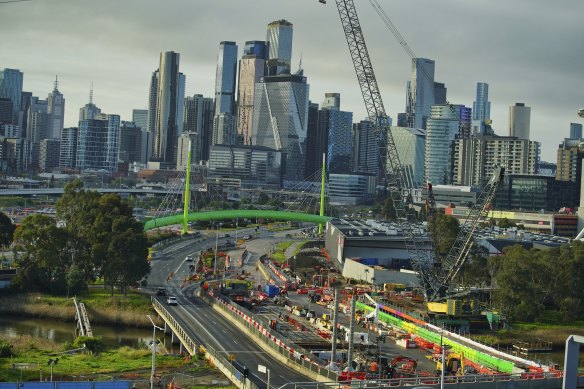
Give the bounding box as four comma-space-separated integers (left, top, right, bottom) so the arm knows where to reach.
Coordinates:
387, 356, 418, 378
327, 0, 505, 302
436, 353, 464, 376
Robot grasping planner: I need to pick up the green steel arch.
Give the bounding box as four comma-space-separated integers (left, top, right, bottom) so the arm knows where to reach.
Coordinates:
143, 210, 332, 231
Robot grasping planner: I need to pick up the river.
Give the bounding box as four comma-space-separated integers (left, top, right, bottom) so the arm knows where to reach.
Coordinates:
0, 317, 173, 349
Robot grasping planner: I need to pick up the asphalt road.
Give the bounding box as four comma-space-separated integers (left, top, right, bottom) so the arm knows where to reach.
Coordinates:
147, 230, 315, 387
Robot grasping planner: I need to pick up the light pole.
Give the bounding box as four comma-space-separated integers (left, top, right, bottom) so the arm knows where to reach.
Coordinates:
147, 315, 164, 389
47, 358, 58, 381
213, 222, 221, 276
364, 269, 369, 284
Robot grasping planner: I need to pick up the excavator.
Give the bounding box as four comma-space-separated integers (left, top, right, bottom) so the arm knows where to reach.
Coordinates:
436, 353, 464, 376
386, 356, 417, 379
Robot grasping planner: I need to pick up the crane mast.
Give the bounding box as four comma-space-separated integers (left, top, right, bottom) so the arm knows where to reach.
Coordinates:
334, 0, 436, 293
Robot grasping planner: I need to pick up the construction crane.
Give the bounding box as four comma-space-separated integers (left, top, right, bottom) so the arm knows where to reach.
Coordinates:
322, 0, 505, 302
332, 0, 438, 297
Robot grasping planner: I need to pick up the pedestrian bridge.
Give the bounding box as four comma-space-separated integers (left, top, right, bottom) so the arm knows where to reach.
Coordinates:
143, 210, 332, 231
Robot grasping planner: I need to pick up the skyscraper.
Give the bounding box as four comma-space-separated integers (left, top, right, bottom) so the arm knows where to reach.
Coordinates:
214, 41, 238, 116
425, 104, 459, 184
47, 77, 65, 139
132, 109, 148, 131
183, 94, 214, 162
59, 127, 78, 169
509, 102, 531, 139
252, 73, 309, 183
266, 20, 293, 76
119, 121, 145, 164
77, 114, 120, 172
149, 51, 185, 166
79, 85, 101, 121
352, 119, 379, 177
237, 41, 267, 144
471, 82, 491, 134
39, 138, 60, 172
391, 126, 426, 188
213, 42, 238, 148
304, 102, 322, 178
316, 94, 352, 174
0, 68, 23, 125
321, 93, 340, 110
406, 58, 435, 129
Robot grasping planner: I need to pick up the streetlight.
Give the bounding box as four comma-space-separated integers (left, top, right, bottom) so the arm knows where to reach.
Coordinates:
214, 222, 222, 276
47, 358, 58, 381
364, 269, 369, 284
147, 315, 164, 389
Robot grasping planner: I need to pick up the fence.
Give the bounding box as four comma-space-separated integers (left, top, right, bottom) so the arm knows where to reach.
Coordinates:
201, 290, 339, 382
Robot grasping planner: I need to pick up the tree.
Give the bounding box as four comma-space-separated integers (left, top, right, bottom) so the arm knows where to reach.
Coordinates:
428, 213, 460, 258
381, 196, 396, 220
0, 211, 15, 248
497, 218, 516, 229
12, 214, 70, 294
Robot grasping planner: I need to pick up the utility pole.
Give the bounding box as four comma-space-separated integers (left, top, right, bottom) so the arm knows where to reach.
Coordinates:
147, 315, 164, 389
346, 291, 357, 371
331, 288, 340, 366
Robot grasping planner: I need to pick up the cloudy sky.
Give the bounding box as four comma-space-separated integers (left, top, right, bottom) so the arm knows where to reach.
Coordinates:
1, 0, 582, 161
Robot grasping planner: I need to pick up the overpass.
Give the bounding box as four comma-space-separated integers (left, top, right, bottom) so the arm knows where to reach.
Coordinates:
143, 209, 332, 231
0, 188, 174, 197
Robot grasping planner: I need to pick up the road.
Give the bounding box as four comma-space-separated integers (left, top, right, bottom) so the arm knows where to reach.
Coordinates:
147, 230, 315, 387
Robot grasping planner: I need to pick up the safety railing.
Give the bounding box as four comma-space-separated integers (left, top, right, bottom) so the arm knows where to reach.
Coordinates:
201, 290, 339, 382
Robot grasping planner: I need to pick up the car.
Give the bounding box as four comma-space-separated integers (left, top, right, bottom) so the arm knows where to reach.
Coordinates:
167, 296, 178, 305
185, 255, 193, 262
156, 288, 166, 296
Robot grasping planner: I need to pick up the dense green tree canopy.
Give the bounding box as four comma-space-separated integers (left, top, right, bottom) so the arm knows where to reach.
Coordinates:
0, 211, 15, 248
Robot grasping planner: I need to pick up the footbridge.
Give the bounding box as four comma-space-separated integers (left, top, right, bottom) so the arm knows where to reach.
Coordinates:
143, 209, 332, 232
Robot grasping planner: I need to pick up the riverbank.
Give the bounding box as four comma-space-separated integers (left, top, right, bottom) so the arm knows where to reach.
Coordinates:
0, 289, 157, 328
0, 334, 232, 386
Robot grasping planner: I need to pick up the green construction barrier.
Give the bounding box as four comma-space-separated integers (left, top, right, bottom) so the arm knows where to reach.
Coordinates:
356, 302, 514, 373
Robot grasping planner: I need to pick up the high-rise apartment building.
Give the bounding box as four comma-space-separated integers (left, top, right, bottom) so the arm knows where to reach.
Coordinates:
237, 41, 267, 145
176, 132, 197, 171
569, 123, 582, 140
304, 102, 322, 178
26, 96, 49, 143
425, 104, 459, 184
406, 58, 435, 129
77, 114, 120, 172
433, 83, 447, 105
47, 77, 65, 140
266, 20, 293, 76
556, 138, 583, 182
59, 127, 78, 169
252, 73, 309, 183
472, 82, 491, 122
453, 134, 540, 186
213, 113, 237, 145
149, 51, 185, 166
352, 120, 379, 177
391, 126, 426, 188
509, 102, 531, 139
0, 98, 12, 125
0, 68, 23, 125
318, 100, 352, 174
39, 138, 60, 172
454, 104, 472, 139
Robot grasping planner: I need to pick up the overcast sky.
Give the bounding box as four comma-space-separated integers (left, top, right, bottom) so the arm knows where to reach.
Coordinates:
1, 0, 582, 161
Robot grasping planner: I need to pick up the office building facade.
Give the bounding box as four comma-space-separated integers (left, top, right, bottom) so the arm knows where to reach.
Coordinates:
391, 126, 426, 188
59, 127, 78, 169
47, 77, 65, 139
149, 51, 185, 166
266, 20, 293, 76
252, 74, 309, 183
328, 173, 376, 205
569, 123, 583, 140
214, 41, 238, 117
425, 104, 459, 184
406, 58, 435, 129
77, 114, 120, 172
352, 120, 379, 177
39, 138, 60, 172
207, 144, 282, 188
0, 68, 23, 125
320, 107, 353, 174
556, 138, 583, 183
119, 121, 145, 164
183, 94, 214, 163
237, 41, 267, 145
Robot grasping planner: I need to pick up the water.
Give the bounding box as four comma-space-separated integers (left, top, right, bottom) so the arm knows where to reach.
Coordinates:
0, 317, 171, 349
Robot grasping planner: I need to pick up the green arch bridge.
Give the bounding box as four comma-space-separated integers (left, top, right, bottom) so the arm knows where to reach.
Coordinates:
143, 210, 332, 232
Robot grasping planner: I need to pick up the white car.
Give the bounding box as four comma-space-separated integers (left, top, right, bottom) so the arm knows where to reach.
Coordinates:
167, 296, 178, 305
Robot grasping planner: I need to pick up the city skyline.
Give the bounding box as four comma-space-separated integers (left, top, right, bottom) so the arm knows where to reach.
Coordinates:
0, 0, 581, 161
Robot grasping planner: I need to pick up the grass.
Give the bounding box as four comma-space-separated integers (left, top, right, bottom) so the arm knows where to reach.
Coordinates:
0, 336, 193, 382
0, 289, 157, 328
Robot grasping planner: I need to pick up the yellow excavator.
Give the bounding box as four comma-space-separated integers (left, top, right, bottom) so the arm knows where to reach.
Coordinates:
436, 353, 464, 376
